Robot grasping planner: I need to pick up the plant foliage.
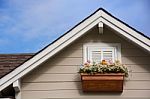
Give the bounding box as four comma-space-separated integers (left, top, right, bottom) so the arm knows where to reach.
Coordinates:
79, 60, 128, 77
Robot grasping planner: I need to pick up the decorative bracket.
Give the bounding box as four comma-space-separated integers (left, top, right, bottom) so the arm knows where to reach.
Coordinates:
13, 80, 21, 92
98, 22, 103, 34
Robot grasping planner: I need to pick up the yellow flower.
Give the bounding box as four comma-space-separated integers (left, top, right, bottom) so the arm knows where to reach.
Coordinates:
101, 60, 107, 65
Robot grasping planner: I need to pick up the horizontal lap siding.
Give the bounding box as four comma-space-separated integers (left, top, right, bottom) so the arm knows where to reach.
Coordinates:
122, 57, 150, 65
22, 81, 150, 91
22, 74, 80, 82
32, 66, 79, 74
122, 49, 150, 57
23, 64, 150, 74
21, 27, 150, 99
128, 65, 150, 73
22, 73, 150, 83
48, 57, 82, 65
22, 90, 150, 99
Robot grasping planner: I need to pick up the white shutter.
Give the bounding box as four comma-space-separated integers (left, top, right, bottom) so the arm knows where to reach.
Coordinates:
91, 50, 101, 63
88, 47, 115, 63
84, 43, 121, 63
103, 48, 114, 62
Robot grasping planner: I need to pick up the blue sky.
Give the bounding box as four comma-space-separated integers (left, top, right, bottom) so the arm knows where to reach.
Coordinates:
0, 0, 150, 53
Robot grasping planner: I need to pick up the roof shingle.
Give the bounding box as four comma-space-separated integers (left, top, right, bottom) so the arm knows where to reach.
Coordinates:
0, 53, 34, 78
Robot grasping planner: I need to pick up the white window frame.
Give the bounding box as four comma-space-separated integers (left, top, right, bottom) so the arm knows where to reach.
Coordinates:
83, 43, 121, 63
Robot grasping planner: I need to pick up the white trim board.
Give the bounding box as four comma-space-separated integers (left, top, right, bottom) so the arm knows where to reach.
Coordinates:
0, 8, 150, 91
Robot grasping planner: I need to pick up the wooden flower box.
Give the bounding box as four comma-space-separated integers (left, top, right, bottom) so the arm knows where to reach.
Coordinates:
80, 73, 125, 92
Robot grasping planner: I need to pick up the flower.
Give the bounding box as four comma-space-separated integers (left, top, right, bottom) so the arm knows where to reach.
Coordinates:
79, 60, 128, 77
84, 60, 91, 67
101, 60, 108, 65
108, 59, 113, 65
87, 60, 91, 63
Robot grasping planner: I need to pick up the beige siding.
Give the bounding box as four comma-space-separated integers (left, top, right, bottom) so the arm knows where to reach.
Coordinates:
48, 57, 82, 65
22, 81, 150, 91
122, 57, 150, 65
21, 26, 150, 99
22, 74, 80, 82
22, 73, 150, 83
128, 65, 150, 73
22, 90, 150, 99
122, 49, 150, 56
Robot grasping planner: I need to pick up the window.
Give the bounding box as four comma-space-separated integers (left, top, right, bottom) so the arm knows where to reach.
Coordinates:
84, 43, 121, 63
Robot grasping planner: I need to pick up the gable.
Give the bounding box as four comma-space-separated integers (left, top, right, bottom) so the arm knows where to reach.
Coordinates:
21, 26, 150, 98
0, 8, 150, 91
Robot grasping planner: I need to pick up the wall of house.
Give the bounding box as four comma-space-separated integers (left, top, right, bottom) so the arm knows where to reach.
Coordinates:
21, 26, 150, 99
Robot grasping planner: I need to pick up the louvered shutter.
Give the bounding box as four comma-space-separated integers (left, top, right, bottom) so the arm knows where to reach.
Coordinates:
88, 47, 115, 63
102, 48, 115, 62
91, 50, 101, 63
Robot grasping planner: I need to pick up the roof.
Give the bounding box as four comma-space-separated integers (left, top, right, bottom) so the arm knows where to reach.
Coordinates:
0, 54, 34, 78
0, 8, 150, 91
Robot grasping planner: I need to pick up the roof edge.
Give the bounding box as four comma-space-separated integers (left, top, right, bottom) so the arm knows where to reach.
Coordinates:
99, 8, 150, 40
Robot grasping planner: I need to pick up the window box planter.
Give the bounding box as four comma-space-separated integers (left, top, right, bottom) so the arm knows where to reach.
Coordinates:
79, 60, 128, 92
80, 73, 125, 92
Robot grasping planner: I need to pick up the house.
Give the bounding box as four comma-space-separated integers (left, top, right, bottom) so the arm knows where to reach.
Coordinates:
0, 8, 150, 99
